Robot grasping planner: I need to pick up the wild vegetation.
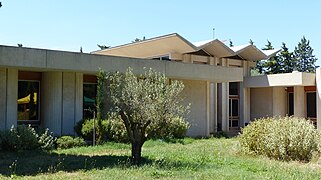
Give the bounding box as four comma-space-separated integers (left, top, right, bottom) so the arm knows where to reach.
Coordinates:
239, 116, 321, 161
2, 138, 321, 179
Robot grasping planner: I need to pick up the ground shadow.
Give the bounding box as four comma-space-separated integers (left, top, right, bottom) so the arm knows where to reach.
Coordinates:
0, 150, 152, 176
0, 147, 212, 177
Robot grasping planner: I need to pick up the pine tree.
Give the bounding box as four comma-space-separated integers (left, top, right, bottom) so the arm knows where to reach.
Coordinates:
279, 43, 294, 73
97, 44, 110, 50
249, 39, 254, 45
256, 40, 281, 74
229, 39, 233, 47
294, 36, 317, 72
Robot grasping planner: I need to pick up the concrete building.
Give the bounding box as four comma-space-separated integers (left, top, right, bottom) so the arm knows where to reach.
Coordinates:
0, 33, 319, 137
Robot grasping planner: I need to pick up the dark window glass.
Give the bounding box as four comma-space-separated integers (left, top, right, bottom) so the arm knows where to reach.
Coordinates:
17, 81, 40, 121
288, 92, 294, 116
232, 120, 239, 127
229, 82, 239, 95
83, 83, 97, 119
307, 92, 316, 118
229, 99, 239, 117
232, 99, 239, 116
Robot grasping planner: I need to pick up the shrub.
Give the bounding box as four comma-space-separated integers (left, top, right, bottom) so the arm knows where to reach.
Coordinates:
0, 125, 40, 151
81, 119, 108, 142
106, 115, 129, 143
148, 116, 190, 139
74, 119, 85, 138
239, 116, 321, 162
56, 136, 85, 149
74, 115, 189, 143
38, 128, 57, 150
0, 125, 56, 151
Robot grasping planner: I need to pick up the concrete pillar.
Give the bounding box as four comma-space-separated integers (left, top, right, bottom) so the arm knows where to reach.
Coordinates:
75, 73, 83, 125
209, 82, 218, 133
294, 86, 306, 118
62, 72, 76, 135
240, 82, 250, 127
218, 82, 229, 132
0, 68, 7, 130
62, 72, 83, 135
316, 69, 321, 130
240, 60, 251, 126
272, 87, 287, 116
6, 69, 18, 129
42, 72, 63, 136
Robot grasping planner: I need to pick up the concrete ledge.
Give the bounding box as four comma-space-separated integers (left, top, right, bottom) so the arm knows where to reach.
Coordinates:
244, 72, 315, 87
0, 45, 243, 82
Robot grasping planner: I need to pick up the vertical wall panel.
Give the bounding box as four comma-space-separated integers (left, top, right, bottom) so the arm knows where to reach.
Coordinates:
181, 79, 208, 137
75, 73, 83, 125
42, 72, 63, 135
0, 68, 7, 130
62, 72, 76, 135
6, 69, 18, 129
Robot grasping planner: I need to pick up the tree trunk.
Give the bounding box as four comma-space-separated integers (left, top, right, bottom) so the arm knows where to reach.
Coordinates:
131, 123, 146, 165
131, 139, 143, 165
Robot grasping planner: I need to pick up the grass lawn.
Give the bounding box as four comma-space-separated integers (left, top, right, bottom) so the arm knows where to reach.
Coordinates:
1, 138, 321, 179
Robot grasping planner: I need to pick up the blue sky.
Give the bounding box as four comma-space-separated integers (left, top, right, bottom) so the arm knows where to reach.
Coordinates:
1, 1, 320, 65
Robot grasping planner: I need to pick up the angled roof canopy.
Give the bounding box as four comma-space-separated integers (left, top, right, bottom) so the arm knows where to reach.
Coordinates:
93, 33, 280, 61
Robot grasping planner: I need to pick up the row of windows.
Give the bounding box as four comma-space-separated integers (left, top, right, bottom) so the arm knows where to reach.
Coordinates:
17, 77, 98, 124
288, 92, 316, 118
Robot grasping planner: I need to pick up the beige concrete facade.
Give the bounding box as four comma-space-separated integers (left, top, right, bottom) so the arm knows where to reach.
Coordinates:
0, 33, 319, 137
0, 45, 245, 136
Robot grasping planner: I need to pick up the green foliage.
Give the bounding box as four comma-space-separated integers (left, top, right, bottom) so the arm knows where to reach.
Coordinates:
0, 125, 57, 151
132, 36, 146, 43
279, 42, 295, 73
105, 114, 129, 143
38, 128, 57, 150
97, 44, 110, 50
98, 67, 190, 164
148, 116, 190, 139
294, 36, 317, 72
0, 125, 39, 150
3, 138, 321, 179
255, 37, 317, 74
74, 119, 85, 138
239, 116, 321, 161
81, 119, 108, 143
56, 136, 85, 149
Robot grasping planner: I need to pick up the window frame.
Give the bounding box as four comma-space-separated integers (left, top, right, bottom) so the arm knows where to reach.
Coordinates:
17, 80, 41, 123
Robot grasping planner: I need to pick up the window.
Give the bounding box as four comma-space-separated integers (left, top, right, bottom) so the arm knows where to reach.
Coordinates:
229, 82, 239, 96
152, 55, 171, 61
288, 92, 294, 116
17, 81, 40, 122
229, 98, 239, 128
83, 83, 97, 119
229, 82, 239, 129
306, 92, 316, 118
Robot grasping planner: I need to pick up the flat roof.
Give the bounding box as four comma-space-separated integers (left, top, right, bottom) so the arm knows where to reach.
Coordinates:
244, 72, 316, 87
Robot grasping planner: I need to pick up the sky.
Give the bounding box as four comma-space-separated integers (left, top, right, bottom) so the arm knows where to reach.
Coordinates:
0, 0, 320, 65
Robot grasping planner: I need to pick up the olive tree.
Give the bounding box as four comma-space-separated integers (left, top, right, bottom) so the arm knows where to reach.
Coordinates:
97, 68, 189, 164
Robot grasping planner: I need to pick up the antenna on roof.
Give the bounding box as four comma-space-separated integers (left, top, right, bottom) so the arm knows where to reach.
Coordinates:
213, 28, 215, 39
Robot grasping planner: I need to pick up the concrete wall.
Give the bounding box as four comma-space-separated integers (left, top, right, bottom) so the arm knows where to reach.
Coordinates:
42, 72, 63, 135
0, 68, 18, 130
0, 45, 243, 83
250, 88, 273, 120
272, 87, 287, 116
250, 87, 287, 120
0, 68, 6, 130
180, 79, 209, 137
42, 71, 83, 136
